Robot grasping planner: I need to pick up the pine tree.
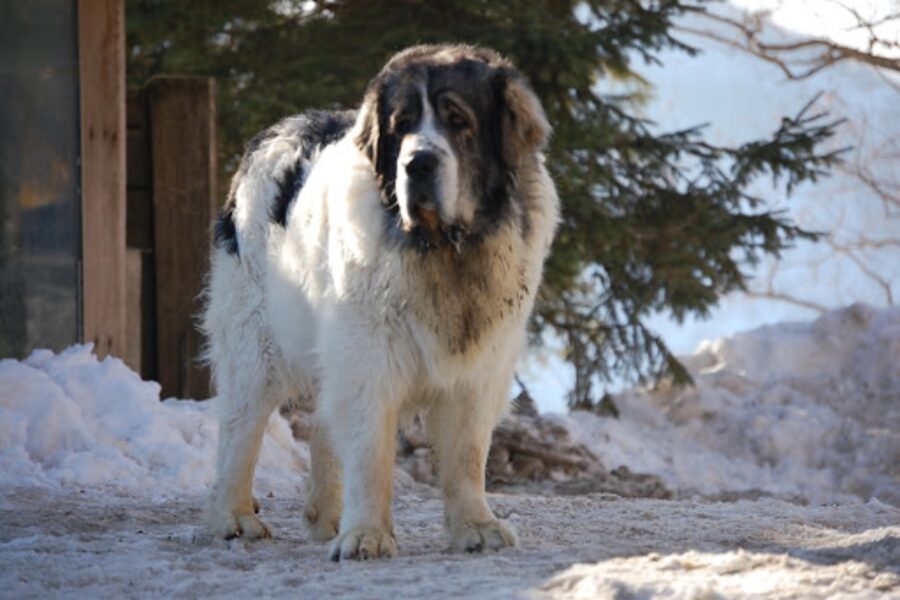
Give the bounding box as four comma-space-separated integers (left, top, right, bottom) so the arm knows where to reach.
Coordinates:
127, 0, 843, 407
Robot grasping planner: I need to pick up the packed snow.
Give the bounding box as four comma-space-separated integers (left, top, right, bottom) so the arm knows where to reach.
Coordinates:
2, 304, 899, 597
0, 345, 308, 499
2, 491, 897, 599
562, 303, 900, 506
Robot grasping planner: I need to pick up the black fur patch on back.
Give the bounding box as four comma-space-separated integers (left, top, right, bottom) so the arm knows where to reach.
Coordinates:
212, 110, 356, 256
271, 160, 305, 227
213, 203, 239, 256
269, 110, 356, 227
213, 127, 281, 256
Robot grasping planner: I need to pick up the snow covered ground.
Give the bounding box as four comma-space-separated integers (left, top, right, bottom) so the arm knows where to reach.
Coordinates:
2, 490, 897, 598
2, 304, 899, 597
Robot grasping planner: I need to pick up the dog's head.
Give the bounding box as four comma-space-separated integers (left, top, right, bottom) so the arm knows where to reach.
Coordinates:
355, 44, 550, 250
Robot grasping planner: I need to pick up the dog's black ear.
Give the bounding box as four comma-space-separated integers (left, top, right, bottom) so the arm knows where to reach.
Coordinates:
356, 85, 380, 167
355, 80, 399, 206
496, 71, 551, 168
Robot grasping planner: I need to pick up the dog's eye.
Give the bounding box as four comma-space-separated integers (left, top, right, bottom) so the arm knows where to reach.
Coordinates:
447, 112, 470, 131
392, 114, 414, 134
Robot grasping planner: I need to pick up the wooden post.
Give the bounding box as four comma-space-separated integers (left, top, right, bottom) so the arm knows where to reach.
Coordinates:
78, 0, 127, 359
147, 77, 217, 399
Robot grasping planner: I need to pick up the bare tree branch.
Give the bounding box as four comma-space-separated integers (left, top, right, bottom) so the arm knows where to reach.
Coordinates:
677, 4, 900, 81
826, 238, 895, 305
694, 1, 900, 313
743, 260, 830, 314
744, 289, 830, 313
844, 163, 900, 216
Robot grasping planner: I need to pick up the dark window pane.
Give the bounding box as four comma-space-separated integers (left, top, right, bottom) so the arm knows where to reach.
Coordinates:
0, 0, 81, 358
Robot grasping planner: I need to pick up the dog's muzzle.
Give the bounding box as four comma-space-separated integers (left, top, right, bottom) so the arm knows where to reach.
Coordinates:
404, 150, 441, 232
402, 150, 467, 254
406, 150, 439, 182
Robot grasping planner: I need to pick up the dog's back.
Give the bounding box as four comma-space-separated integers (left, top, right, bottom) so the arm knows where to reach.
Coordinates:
203, 110, 358, 385
212, 110, 356, 260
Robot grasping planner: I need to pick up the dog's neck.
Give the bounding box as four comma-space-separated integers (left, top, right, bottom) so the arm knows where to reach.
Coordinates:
400, 218, 531, 357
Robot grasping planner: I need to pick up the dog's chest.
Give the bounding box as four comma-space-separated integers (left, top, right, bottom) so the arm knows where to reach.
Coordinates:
401, 233, 533, 356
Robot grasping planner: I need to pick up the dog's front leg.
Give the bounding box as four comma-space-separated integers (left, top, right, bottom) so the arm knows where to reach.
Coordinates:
320, 371, 399, 561
430, 384, 517, 553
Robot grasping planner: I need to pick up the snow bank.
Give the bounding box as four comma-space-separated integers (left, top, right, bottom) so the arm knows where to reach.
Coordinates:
540, 545, 900, 599
0, 345, 307, 498
562, 303, 900, 506
2, 304, 897, 507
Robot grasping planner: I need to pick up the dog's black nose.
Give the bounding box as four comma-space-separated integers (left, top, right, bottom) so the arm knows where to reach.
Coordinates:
406, 151, 439, 181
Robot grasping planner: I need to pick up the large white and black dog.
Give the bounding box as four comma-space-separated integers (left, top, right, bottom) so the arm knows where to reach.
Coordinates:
202, 44, 559, 560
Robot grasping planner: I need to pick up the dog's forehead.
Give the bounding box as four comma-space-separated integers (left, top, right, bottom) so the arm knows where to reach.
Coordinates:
383, 57, 498, 114
425, 60, 497, 110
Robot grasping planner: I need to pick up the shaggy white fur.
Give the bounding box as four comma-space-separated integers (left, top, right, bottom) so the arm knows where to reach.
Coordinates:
201, 44, 559, 561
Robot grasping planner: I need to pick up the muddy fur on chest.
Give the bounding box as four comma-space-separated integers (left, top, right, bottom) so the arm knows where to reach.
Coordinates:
402, 223, 532, 356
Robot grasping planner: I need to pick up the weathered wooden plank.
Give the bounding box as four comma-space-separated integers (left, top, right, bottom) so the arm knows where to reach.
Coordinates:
137, 249, 158, 381
126, 189, 154, 251
78, 0, 126, 360
127, 89, 153, 251
125, 87, 154, 380
123, 248, 157, 379
127, 129, 152, 191
147, 76, 217, 399
126, 90, 148, 130
124, 248, 143, 372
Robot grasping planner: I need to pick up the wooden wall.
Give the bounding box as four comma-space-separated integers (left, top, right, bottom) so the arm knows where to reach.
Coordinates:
148, 77, 217, 399
126, 78, 217, 399
125, 91, 157, 380
78, 0, 127, 359
77, 1, 214, 399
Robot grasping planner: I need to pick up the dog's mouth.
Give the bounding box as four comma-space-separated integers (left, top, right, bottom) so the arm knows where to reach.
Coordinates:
442, 223, 466, 253
413, 204, 441, 234
402, 205, 468, 254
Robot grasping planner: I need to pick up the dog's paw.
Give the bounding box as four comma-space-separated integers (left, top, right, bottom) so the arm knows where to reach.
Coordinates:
205, 509, 272, 541
329, 527, 396, 561
304, 502, 340, 542
449, 519, 517, 553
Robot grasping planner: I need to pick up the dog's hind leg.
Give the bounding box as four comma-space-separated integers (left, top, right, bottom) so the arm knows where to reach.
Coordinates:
304, 421, 343, 541
204, 370, 281, 540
